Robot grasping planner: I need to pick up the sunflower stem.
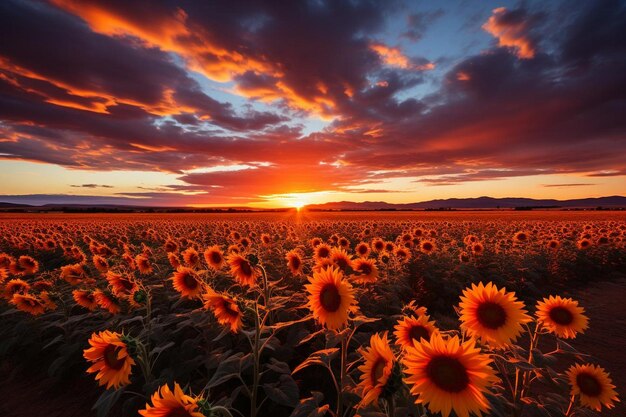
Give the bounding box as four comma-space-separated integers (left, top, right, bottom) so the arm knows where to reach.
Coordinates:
336, 335, 348, 417
564, 395, 575, 416
387, 395, 395, 417
250, 300, 261, 417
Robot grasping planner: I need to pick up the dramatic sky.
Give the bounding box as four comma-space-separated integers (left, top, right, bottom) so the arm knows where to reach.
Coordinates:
0, 0, 625, 207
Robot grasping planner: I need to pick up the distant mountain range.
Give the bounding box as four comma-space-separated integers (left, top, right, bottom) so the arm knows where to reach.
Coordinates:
306, 196, 626, 210
0, 196, 625, 212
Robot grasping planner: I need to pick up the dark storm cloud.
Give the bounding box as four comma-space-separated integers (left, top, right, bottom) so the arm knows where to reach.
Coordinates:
0, 0, 625, 203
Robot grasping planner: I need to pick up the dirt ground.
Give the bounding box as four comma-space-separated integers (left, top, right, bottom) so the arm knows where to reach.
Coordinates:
566, 279, 626, 416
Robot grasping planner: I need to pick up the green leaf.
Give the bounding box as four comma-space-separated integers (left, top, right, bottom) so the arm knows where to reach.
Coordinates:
92, 387, 124, 417
289, 392, 329, 417
292, 348, 339, 375
262, 374, 300, 407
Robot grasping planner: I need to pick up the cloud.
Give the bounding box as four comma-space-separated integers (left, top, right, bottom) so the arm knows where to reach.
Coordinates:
482, 7, 540, 59
70, 184, 114, 189
0, 0, 625, 205
542, 183, 595, 188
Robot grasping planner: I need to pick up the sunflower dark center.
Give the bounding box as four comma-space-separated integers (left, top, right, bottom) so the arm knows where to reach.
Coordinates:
422, 243, 433, 251
103, 345, 125, 370
291, 257, 301, 269
408, 325, 430, 342
426, 355, 470, 393
319, 284, 341, 312
549, 306, 574, 325
334, 257, 349, 269
210, 252, 222, 264
476, 301, 507, 329
371, 358, 387, 385
358, 263, 372, 275
358, 246, 368, 255
239, 260, 253, 276
223, 300, 240, 318
164, 406, 195, 417
318, 247, 330, 258
183, 273, 198, 290
120, 278, 134, 290
576, 372, 603, 397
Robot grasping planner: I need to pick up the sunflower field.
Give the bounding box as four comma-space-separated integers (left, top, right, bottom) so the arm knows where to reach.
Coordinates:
0, 211, 624, 417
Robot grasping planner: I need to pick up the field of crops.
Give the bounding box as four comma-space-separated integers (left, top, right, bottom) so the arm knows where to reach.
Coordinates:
0, 211, 624, 417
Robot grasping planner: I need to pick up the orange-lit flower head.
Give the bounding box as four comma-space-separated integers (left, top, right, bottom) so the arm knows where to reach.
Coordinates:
459, 282, 531, 348
403, 334, 498, 417
203, 288, 243, 333
566, 363, 619, 411
357, 332, 396, 405
83, 330, 135, 390
227, 254, 257, 287
305, 266, 356, 330
536, 295, 588, 339
204, 245, 225, 270
171, 267, 203, 299
139, 382, 204, 417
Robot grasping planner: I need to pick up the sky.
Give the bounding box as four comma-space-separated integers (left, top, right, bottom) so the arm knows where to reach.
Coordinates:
0, 0, 624, 208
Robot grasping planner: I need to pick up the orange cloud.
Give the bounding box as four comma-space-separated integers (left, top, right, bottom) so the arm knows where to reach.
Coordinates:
0, 56, 199, 116
482, 7, 535, 59
370, 43, 435, 70
51, 0, 273, 82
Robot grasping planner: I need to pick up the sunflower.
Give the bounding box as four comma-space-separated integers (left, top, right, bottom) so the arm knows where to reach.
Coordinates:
305, 266, 356, 330
171, 267, 203, 299
94, 289, 121, 314
164, 239, 178, 253
11, 293, 46, 316
168, 252, 181, 269
357, 332, 396, 406
403, 334, 498, 417
330, 247, 353, 272
394, 246, 410, 262
106, 271, 138, 298
535, 295, 589, 339
204, 245, 225, 270
203, 288, 243, 333
513, 231, 529, 243
39, 291, 58, 311
227, 254, 257, 287
371, 238, 385, 252
355, 242, 371, 258
139, 383, 204, 417
73, 289, 98, 311
394, 315, 439, 349
92, 255, 109, 273
310, 237, 322, 248
83, 330, 135, 389
566, 364, 619, 411
18, 255, 39, 274
285, 249, 304, 276
0, 253, 13, 269
547, 239, 560, 250
459, 282, 531, 348
352, 258, 378, 284
60, 263, 87, 285
314, 243, 332, 261
135, 254, 153, 274
312, 258, 335, 273
182, 247, 200, 268
420, 240, 436, 254
3, 278, 30, 299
